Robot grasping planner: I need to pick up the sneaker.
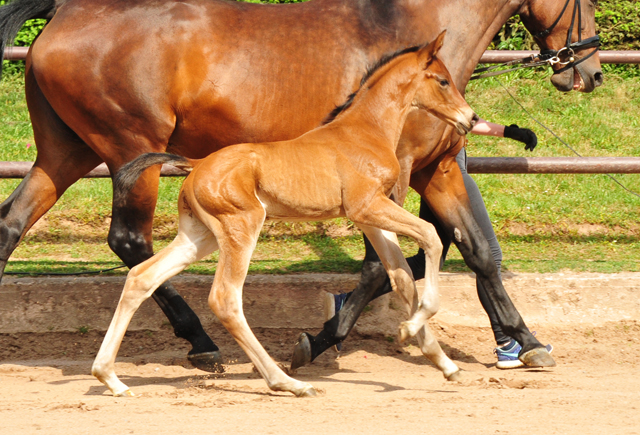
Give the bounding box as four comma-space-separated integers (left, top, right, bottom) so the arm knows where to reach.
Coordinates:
322, 292, 350, 352
494, 338, 553, 369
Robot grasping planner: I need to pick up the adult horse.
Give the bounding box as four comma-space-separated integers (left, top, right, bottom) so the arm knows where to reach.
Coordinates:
0, 0, 600, 374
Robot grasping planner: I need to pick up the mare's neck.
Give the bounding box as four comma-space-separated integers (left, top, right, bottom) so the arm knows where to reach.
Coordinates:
361, 0, 526, 92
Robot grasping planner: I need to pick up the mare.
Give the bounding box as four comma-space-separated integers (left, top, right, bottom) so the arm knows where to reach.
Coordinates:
92, 35, 477, 397
0, 0, 601, 373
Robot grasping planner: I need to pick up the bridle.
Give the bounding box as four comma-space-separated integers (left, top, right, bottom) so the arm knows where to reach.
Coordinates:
471, 0, 600, 80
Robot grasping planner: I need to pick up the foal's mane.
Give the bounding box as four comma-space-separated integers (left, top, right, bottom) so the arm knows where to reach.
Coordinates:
322, 44, 422, 125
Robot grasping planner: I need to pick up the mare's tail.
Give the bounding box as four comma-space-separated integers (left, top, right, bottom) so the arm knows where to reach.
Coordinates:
0, 0, 57, 77
113, 153, 194, 209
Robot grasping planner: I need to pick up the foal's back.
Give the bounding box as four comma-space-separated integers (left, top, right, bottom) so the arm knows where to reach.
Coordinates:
187, 137, 348, 222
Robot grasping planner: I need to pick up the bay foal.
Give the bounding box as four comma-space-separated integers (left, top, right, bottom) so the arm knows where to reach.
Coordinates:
92, 33, 477, 397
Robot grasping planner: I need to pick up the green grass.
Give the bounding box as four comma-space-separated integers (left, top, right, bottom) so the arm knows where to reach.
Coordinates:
1, 67, 639, 276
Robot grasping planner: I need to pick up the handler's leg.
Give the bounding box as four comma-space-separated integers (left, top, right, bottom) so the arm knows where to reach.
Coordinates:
455, 148, 510, 345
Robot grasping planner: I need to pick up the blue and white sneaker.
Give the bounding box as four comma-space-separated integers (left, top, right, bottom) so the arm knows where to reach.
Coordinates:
495, 338, 553, 369
322, 292, 350, 352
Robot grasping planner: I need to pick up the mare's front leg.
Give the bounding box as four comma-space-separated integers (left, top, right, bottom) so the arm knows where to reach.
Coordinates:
109, 164, 222, 372
93, 209, 219, 396
411, 154, 555, 367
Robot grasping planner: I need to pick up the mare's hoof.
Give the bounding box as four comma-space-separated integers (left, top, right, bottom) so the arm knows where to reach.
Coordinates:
188, 351, 225, 373
114, 389, 135, 397
519, 347, 556, 368
290, 333, 313, 371
298, 387, 318, 398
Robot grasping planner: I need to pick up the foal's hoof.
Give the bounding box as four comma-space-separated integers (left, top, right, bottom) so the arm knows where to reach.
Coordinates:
114, 389, 135, 397
398, 321, 420, 343
188, 351, 225, 373
446, 370, 464, 383
519, 347, 556, 368
297, 386, 318, 398
290, 333, 313, 371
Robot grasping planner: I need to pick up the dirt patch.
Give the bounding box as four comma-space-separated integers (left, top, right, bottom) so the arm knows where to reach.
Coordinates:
1, 320, 639, 435
501, 221, 640, 237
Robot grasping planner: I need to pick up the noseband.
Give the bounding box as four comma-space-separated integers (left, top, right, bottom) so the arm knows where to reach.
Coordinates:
471, 0, 600, 80
534, 0, 600, 74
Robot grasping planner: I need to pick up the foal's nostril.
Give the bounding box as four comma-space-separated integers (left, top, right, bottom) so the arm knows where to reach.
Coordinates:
594, 71, 604, 87
471, 112, 480, 126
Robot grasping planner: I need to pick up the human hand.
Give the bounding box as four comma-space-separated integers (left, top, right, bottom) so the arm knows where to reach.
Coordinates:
504, 124, 537, 151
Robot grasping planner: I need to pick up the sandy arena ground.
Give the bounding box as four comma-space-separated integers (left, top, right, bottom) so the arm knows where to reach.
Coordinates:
1, 317, 639, 435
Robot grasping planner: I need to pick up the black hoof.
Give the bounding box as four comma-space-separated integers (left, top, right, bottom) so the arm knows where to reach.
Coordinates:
290, 333, 313, 371
519, 347, 556, 368
188, 351, 225, 373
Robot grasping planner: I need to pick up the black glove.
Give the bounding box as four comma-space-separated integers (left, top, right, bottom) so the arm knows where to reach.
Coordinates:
504, 124, 537, 152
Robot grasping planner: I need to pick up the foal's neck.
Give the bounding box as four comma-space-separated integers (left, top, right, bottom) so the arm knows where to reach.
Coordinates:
334, 56, 420, 151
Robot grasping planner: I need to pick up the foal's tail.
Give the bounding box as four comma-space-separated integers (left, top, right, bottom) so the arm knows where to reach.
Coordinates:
113, 153, 194, 209
0, 0, 56, 77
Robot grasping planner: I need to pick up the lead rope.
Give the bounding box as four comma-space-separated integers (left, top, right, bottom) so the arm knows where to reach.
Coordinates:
495, 77, 640, 199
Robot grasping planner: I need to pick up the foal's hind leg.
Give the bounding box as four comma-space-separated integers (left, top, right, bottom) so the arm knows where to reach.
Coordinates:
108, 164, 222, 371
93, 210, 218, 396
205, 213, 316, 397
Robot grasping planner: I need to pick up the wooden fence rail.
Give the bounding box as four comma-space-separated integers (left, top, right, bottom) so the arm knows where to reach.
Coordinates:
1, 158, 640, 178
5, 47, 640, 63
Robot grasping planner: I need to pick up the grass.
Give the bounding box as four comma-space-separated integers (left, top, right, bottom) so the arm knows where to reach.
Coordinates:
1, 66, 639, 276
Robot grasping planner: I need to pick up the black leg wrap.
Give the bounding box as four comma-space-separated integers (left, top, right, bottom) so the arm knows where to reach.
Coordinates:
151, 286, 219, 354
290, 259, 389, 369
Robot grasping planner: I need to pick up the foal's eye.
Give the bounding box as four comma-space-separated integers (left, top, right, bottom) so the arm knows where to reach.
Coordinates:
439, 79, 449, 87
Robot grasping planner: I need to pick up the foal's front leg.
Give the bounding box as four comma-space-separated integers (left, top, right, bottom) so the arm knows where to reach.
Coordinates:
109, 164, 222, 372
349, 195, 459, 380
92, 217, 218, 396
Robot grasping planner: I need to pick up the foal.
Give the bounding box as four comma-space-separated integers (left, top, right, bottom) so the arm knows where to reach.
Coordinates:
92, 31, 477, 397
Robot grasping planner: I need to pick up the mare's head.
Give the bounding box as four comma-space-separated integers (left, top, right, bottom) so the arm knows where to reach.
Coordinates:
519, 0, 603, 92
412, 31, 479, 136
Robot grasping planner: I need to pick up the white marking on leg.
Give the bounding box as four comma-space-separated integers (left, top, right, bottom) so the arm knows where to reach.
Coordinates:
454, 227, 462, 243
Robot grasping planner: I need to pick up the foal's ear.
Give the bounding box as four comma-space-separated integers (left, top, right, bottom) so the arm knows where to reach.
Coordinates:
419, 30, 447, 67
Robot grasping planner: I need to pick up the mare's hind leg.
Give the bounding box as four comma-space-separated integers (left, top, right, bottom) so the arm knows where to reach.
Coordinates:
205, 211, 315, 397
0, 67, 104, 279
108, 164, 222, 371
93, 207, 218, 396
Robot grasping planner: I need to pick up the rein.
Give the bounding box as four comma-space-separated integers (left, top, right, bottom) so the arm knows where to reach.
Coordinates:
471, 0, 600, 80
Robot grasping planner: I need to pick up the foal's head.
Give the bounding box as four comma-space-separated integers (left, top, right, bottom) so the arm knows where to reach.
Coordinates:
412, 31, 478, 136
